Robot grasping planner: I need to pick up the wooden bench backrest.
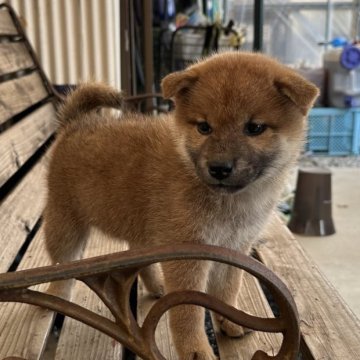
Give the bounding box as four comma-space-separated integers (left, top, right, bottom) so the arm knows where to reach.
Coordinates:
0, 9, 124, 359
0, 3, 57, 274
0, 6, 59, 358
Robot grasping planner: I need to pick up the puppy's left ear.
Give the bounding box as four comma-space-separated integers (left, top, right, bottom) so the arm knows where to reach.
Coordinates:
275, 74, 319, 115
161, 70, 198, 99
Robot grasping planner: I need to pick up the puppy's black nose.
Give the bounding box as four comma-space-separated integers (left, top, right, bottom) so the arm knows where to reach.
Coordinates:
208, 162, 233, 180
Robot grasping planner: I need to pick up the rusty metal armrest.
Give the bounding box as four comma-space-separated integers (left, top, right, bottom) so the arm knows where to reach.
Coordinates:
0, 244, 299, 360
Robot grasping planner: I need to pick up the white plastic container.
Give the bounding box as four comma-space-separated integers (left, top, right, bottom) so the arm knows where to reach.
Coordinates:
324, 45, 360, 107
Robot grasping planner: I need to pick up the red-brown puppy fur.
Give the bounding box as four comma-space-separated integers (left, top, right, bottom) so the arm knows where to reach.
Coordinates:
44, 52, 318, 359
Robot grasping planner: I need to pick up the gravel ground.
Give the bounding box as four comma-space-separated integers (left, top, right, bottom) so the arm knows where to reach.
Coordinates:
298, 154, 360, 168
278, 155, 360, 217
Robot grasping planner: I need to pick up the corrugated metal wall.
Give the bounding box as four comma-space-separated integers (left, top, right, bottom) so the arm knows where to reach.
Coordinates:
6, 0, 121, 88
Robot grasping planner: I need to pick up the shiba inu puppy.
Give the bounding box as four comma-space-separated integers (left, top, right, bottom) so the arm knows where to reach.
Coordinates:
44, 52, 318, 359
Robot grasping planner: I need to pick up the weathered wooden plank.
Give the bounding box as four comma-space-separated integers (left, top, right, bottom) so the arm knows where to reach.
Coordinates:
55, 231, 125, 360
0, 154, 49, 273
212, 272, 282, 360
0, 9, 18, 35
0, 42, 34, 75
0, 71, 49, 125
0, 102, 56, 187
137, 280, 177, 360
257, 215, 360, 360
0, 226, 57, 360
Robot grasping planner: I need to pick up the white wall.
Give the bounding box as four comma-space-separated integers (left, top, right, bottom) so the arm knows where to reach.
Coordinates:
7, 0, 121, 88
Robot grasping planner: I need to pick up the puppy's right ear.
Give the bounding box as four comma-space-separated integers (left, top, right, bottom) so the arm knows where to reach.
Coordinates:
274, 74, 319, 115
161, 70, 198, 99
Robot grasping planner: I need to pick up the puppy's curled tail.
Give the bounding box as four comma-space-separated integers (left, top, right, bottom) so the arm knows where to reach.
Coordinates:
58, 82, 123, 127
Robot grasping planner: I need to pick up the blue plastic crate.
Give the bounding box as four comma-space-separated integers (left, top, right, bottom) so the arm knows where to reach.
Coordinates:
307, 108, 360, 155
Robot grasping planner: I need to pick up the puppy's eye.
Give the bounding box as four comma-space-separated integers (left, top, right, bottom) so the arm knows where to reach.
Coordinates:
197, 121, 212, 135
244, 122, 267, 136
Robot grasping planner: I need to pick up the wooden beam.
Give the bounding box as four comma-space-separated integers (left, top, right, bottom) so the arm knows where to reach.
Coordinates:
0, 71, 49, 125
0, 102, 56, 187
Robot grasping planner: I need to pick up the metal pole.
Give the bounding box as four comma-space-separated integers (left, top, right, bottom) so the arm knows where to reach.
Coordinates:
325, 0, 333, 50
351, 0, 360, 41
253, 0, 264, 52
143, 0, 154, 111
120, 0, 132, 95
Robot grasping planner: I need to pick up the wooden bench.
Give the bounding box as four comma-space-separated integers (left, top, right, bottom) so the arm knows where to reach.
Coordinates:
0, 4, 359, 360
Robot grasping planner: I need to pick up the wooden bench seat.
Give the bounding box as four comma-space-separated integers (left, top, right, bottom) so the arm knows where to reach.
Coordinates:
0, 4, 359, 360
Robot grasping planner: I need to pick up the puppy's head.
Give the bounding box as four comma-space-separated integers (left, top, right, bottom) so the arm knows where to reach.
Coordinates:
162, 52, 319, 194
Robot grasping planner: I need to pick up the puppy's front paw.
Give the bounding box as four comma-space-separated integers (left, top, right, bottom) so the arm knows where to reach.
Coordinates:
217, 316, 252, 338
178, 340, 217, 360
184, 349, 218, 360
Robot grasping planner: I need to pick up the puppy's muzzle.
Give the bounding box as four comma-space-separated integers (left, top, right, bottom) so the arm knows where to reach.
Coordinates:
208, 161, 233, 180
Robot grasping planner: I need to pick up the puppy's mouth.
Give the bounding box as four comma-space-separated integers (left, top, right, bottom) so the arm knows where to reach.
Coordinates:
207, 183, 248, 194
204, 170, 264, 194
194, 159, 267, 195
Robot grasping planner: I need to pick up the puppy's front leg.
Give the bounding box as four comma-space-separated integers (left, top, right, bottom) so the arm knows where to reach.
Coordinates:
208, 264, 250, 338
162, 260, 217, 360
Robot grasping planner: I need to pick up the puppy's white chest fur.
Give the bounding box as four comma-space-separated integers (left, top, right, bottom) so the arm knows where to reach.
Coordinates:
200, 220, 260, 252
198, 199, 266, 253
200, 192, 274, 252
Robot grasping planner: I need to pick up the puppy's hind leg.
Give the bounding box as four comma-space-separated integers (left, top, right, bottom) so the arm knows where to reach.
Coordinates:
43, 203, 89, 297
139, 263, 164, 298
